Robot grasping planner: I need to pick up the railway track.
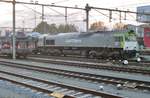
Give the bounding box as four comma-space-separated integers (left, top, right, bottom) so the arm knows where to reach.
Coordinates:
140, 50, 150, 55
29, 54, 150, 67
125, 60, 150, 67
0, 60, 149, 92
27, 56, 150, 75
0, 62, 123, 98
1, 54, 150, 67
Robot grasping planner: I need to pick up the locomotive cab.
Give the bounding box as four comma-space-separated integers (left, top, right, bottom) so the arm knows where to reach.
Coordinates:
123, 30, 139, 58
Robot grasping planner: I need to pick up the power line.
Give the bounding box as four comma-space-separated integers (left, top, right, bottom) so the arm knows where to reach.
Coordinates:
94, 9, 110, 18
0, 0, 84, 10
0, 0, 150, 32
93, 9, 139, 23
94, 9, 117, 21
110, 1, 150, 8
90, 6, 150, 16
67, 11, 82, 16
0, 0, 150, 16
22, 4, 42, 15
51, 0, 70, 4
47, 6, 65, 16
22, 4, 64, 17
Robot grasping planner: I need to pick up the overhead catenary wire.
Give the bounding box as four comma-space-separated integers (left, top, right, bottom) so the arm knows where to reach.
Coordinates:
47, 7, 83, 17
94, 9, 142, 23
110, 1, 150, 8
0, 0, 149, 31
0, 0, 84, 10
13, 4, 82, 26
22, 4, 64, 17
94, 9, 117, 21
90, 6, 150, 16
67, 11, 83, 16
51, 0, 70, 4
0, 0, 150, 24
47, 6, 65, 17
22, 4, 42, 15
0, 0, 150, 16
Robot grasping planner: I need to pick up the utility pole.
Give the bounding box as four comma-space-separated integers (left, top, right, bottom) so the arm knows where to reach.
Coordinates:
12, 0, 16, 59
42, 5, 45, 33
119, 11, 121, 23
109, 10, 112, 22
85, 3, 91, 32
34, 10, 37, 31
22, 20, 25, 32
42, 5, 44, 22
124, 11, 127, 20
31, 0, 38, 32
65, 7, 67, 24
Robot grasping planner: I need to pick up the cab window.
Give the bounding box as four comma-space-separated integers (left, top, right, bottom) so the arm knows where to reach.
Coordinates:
45, 40, 55, 45
125, 35, 136, 41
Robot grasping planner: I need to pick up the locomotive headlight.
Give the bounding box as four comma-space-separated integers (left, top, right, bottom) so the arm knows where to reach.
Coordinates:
137, 57, 141, 62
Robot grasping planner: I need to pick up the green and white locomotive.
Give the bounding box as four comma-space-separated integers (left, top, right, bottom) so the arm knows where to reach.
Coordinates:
37, 30, 139, 59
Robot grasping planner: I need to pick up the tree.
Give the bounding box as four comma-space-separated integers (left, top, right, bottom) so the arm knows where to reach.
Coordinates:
33, 21, 53, 33
90, 21, 106, 31
113, 23, 127, 30
49, 24, 58, 33
57, 24, 77, 33
33, 22, 77, 33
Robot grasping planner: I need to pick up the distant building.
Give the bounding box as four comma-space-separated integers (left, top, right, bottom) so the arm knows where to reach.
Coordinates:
126, 24, 143, 37
137, 5, 150, 23
126, 24, 150, 47
135, 5, 150, 47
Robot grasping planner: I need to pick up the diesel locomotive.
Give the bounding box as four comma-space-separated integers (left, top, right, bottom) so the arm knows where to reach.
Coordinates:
35, 30, 139, 59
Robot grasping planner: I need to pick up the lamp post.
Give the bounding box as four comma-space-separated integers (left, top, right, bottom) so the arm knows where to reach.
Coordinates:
12, 0, 16, 59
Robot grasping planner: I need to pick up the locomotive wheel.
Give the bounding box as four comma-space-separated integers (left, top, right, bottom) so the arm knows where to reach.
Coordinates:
88, 52, 96, 59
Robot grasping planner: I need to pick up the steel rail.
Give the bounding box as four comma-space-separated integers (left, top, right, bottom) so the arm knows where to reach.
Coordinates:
0, 68, 123, 98
30, 54, 150, 67
0, 60, 149, 91
28, 56, 150, 75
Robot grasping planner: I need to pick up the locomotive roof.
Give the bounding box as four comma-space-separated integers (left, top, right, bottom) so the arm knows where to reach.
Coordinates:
46, 32, 80, 38
46, 30, 130, 39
